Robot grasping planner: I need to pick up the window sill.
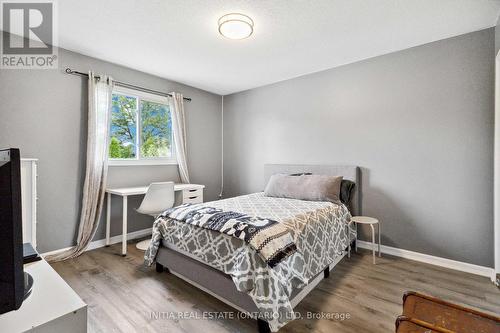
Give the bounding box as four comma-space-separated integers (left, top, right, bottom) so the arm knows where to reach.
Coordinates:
108, 159, 178, 167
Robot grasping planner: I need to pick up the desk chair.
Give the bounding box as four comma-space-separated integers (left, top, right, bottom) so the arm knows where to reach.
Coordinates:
135, 182, 175, 251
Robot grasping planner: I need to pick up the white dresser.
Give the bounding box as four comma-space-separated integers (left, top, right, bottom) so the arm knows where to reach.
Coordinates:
21, 158, 37, 249
0, 259, 87, 333
0, 159, 88, 332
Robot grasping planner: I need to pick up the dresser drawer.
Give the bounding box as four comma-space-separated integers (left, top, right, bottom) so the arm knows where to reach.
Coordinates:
183, 196, 203, 204
182, 188, 203, 204
183, 188, 203, 199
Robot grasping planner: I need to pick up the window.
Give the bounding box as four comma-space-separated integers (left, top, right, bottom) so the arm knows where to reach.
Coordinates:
108, 87, 175, 165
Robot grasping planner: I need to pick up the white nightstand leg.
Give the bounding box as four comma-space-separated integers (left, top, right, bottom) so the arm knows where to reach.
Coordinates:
122, 195, 128, 256
106, 193, 111, 246
355, 229, 358, 253
378, 223, 381, 257
347, 221, 352, 258
370, 224, 376, 264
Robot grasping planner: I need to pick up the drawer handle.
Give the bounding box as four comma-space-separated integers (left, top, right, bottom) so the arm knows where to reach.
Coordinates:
188, 189, 197, 192
189, 196, 198, 199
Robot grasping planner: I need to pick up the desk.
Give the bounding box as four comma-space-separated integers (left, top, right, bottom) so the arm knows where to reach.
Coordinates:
106, 183, 205, 256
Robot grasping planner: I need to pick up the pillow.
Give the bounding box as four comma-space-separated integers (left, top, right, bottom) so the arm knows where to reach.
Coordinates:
340, 179, 356, 205
264, 174, 343, 202
289, 172, 355, 205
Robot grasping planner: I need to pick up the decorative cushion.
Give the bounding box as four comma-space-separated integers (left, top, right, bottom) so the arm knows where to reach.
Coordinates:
340, 179, 356, 205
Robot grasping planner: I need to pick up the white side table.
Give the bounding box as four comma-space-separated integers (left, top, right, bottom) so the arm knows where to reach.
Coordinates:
348, 216, 381, 264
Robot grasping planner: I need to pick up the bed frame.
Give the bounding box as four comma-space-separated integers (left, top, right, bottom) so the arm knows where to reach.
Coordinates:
155, 164, 361, 333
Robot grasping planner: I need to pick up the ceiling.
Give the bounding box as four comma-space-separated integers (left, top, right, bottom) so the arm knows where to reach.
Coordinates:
55, 0, 500, 95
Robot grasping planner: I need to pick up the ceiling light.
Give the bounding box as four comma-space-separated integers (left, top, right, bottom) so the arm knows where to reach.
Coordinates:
218, 13, 254, 40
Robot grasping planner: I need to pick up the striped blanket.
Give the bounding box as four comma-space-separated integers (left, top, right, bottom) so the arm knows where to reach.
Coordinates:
160, 204, 297, 267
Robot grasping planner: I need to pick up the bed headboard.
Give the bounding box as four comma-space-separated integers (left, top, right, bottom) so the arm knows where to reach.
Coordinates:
264, 164, 362, 215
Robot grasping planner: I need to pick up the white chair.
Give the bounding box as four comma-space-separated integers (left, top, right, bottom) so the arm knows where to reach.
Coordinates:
135, 182, 175, 251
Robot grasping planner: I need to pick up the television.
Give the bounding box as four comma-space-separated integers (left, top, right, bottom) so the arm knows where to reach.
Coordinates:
0, 148, 32, 314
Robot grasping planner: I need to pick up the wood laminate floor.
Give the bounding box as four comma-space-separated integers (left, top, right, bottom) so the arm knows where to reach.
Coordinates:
51, 241, 500, 333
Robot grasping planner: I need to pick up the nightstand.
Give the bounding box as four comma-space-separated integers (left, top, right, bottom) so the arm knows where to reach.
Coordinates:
348, 216, 381, 264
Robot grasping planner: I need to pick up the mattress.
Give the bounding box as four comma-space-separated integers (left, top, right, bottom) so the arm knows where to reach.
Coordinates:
145, 192, 354, 331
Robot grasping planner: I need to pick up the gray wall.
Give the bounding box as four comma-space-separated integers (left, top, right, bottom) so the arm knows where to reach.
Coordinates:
0, 41, 222, 253
223, 28, 494, 267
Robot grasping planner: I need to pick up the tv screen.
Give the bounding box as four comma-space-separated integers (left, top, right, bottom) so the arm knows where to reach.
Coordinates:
0, 148, 24, 314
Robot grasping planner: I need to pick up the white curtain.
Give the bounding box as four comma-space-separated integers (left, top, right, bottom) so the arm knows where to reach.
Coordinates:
169, 92, 190, 183
46, 72, 113, 262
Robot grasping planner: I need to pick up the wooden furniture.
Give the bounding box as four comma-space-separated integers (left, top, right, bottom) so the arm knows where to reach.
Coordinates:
21, 158, 37, 249
348, 216, 381, 264
396, 316, 452, 333
105, 183, 205, 256
0, 259, 87, 333
396, 291, 500, 333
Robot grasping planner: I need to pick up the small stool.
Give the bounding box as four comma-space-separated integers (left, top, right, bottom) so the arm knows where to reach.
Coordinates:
348, 216, 381, 264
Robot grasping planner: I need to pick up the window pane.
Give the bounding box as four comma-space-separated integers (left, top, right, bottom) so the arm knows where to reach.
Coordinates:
109, 94, 137, 159
140, 100, 172, 158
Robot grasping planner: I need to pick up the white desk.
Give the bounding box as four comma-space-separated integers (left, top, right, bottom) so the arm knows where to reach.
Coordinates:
105, 183, 205, 256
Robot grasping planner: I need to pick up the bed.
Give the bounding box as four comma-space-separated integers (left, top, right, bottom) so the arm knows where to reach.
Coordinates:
144, 164, 361, 332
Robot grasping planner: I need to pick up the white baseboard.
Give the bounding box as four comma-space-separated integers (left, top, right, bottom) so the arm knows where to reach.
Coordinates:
41, 231, 495, 280
41, 228, 152, 257
356, 240, 494, 278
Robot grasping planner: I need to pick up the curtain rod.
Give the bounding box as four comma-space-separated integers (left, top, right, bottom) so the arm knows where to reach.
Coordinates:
64, 68, 192, 102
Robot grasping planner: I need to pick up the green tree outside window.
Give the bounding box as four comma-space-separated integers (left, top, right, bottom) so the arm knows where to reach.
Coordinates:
109, 92, 172, 159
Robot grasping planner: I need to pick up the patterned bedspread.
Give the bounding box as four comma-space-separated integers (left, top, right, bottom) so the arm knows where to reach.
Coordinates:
159, 204, 298, 267
144, 192, 354, 332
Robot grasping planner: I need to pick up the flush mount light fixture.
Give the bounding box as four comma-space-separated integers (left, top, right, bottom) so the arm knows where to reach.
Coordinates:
218, 13, 254, 40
